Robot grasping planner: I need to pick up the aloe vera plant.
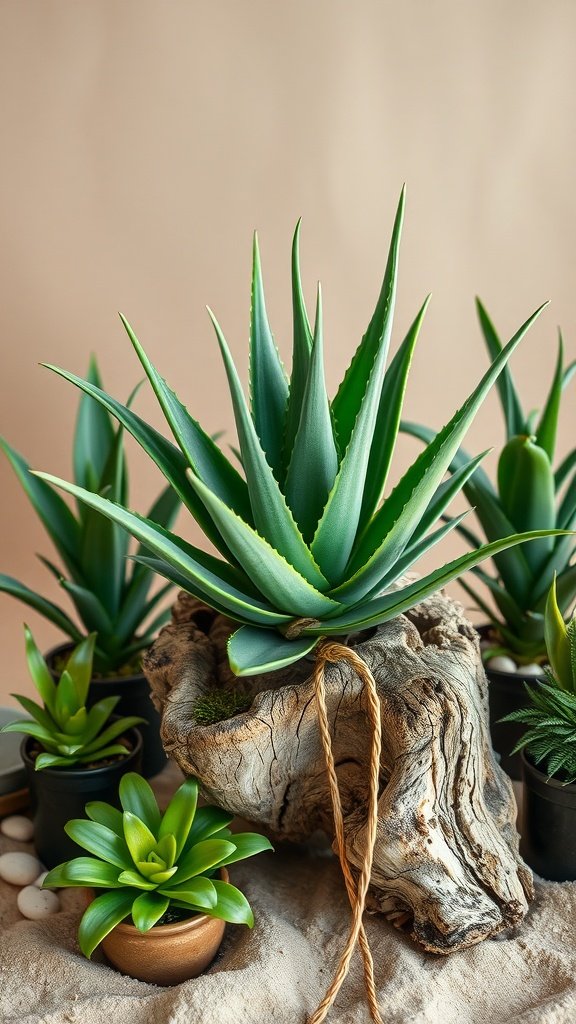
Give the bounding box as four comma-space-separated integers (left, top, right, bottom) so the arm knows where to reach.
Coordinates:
403, 301, 576, 664
35, 190, 567, 676
43, 772, 272, 956
0, 358, 180, 674
1, 628, 144, 769
503, 578, 576, 782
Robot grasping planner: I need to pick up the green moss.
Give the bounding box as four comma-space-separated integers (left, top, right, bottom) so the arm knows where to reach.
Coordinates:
191, 689, 252, 726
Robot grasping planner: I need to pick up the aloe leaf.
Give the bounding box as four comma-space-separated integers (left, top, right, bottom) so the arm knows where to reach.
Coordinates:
553, 565, 576, 617
564, 360, 576, 389
359, 297, 430, 527
556, 450, 576, 491
9, 694, 54, 732
545, 578, 572, 689
78, 889, 136, 958
214, 832, 273, 865
400, 449, 489, 550
119, 772, 161, 834
497, 435, 556, 572
61, 858, 123, 889
65, 819, 132, 869
284, 286, 339, 539
129, 484, 181, 591
123, 811, 157, 863
85, 801, 125, 837
284, 219, 314, 462
0, 437, 82, 579
249, 233, 289, 479
207, 309, 329, 588
79, 430, 126, 617
131, 891, 170, 932
184, 807, 234, 850
440, 514, 483, 550
130, 555, 288, 627
73, 356, 116, 490
535, 333, 564, 460
0, 576, 80, 641
558, 469, 576, 530
43, 364, 234, 560
309, 530, 571, 634
60, 632, 96, 707
169, 839, 236, 884
475, 298, 525, 436
367, 511, 473, 598
57, 579, 113, 638
466, 485, 534, 604
81, 716, 144, 755
119, 315, 253, 524
0, 720, 56, 749
23, 624, 58, 714
161, 876, 216, 909
228, 625, 318, 676
331, 187, 405, 453
400, 421, 498, 497
33, 473, 294, 626
469, 568, 531, 635
158, 777, 198, 858
186, 470, 339, 616
208, 879, 254, 927
335, 306, 548, 602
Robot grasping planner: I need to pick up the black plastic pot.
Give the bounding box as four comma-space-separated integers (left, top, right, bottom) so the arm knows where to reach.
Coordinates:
520, 751, 576, 881
21, 727, 142, 868
46, 643, 167, 778
478, 624, 544, 781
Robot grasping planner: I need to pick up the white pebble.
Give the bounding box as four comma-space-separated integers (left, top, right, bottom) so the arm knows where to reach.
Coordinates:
0, 815, 34, 842
0, 852, 44, 886
17, 885, 60, 920
519, 663, 545, 676
33, 871, 48, 888
487, 656, 517, 674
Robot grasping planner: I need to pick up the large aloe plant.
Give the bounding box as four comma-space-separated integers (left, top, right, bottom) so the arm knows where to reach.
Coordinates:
0, 358, 180, 674
35, 191, 566, 676
403, 301, 576, 663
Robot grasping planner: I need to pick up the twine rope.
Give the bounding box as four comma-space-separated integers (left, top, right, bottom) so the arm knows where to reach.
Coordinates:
308, 641, 383, 1024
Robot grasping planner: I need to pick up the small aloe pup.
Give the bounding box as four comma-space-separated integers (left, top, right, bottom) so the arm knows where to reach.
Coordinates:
1, 629, 144, 867
403, 303, 576, 668
504, 578, 576, 783
35, 189, 567, 677
43, 772, 272, 974
1, 628, 145, 770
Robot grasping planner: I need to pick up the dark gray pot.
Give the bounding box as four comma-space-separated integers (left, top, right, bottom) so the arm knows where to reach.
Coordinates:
520, 751, 576, 881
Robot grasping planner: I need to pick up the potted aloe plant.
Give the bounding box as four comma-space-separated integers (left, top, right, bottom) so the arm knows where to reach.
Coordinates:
29, 190, 573, 1005
502, 579, 576, 880
43, 772, 272, 984
0, 357, 180, 776
1, 628, 144, 867
402, 303, 576, 777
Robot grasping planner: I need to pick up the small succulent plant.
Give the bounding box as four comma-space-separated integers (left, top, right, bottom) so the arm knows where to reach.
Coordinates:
0, 357, 180, 675
403, 302, 576, 664
36, 190, 565, 677
1, 628, 144, 770
43, 772, 273, 957
503, 578, 576, 782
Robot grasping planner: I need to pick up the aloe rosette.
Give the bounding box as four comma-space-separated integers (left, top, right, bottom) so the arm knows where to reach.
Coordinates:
0, 629, 144, 769
34, 190, 568, 676
403, 301, 576, 663
0, 358, 180, 675
43, 773, 272, 956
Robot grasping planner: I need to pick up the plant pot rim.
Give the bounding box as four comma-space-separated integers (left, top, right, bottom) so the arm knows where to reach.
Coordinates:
477, 623, 546, 680
20, 726, 143, 779
93, 867, 230, 938
521, 749, 576, 793
45, 641, 148, 685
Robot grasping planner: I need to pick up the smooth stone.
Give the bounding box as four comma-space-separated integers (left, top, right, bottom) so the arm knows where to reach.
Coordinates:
17, 885, 60, 920
33, 871, 48, 888
519, 663, 545, 676
0, 815, 34, 842
0, 852, 44, 886
487, 655, 517, 674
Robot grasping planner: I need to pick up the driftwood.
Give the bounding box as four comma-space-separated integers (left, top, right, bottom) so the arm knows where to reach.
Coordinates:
144, 592, 533, 955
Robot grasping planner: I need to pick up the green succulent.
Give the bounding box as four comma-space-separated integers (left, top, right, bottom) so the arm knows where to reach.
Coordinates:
35, 190, 567, 677
503, 578, 576, 782
43, 772, 272, 957
1, 628, 144, 769
0, 357, 180, 674
403, 301, 576, 663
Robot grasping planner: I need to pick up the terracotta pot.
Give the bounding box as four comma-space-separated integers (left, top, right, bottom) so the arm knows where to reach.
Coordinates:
46, 642, 167, 779
99, 868, 229, 984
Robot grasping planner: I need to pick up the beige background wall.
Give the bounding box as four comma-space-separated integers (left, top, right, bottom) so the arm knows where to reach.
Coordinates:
0, 0, 575, 701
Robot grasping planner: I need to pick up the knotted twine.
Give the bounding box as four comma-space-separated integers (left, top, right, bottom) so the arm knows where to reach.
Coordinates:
308, 640, 384, 1024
